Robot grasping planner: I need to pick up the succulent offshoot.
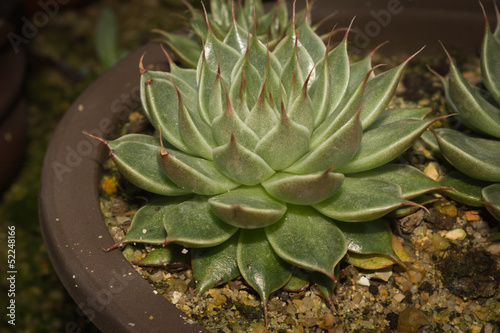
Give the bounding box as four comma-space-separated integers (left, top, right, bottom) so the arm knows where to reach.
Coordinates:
90, 1, 447, 324
426, 2, 500, 222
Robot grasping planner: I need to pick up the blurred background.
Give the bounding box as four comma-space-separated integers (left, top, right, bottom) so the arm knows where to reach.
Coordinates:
0, 0, 492, 332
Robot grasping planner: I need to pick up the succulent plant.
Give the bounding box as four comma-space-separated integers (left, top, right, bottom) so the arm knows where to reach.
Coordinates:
425, 3, 500, 222
155, 0, 315, 68
88, 4, 445, 323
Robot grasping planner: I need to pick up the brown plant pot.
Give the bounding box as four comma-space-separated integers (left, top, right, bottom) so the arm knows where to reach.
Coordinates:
38, 2, 492, 332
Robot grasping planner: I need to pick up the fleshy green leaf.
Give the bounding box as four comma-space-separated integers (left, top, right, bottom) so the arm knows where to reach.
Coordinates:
198, 53, 219, 124
210, 0, 232, 30
345, 234, 410, 269
163, 196, 238, 247
286, 110, 362, 174
247, 32, 282, 80
160, 148, 239, 195
161, 72, 199, 113
439, 171, 490, 207
482, 183, 500, 222
495, 5, 500, 40
231, 73, 251, 121
208, 187, 287, 229
207, 71, 224, 123
262, 170, 344, 205
345, 252, 398, 270
366, 107, 432, 130
211, 98, 260, 150
161, 32, 202, 68
420, 130, 441, 158
447, 53, 500, 139
122, 197, 190, 245
166, 59, 198, 90
433, 128, 500, 182
265, 206, 347, 280
140, 69, 198, 121
139, 245, 190, 267
107, 135, 189, 196
308, 50, 330, 127
175, 84, 217, 160
314, 178, 407, 222
288, 83, 315, 133
245, 91, 279, 138
237, 228, 292, 320
212, 134, 275, 186
481, 20, 500, 104
283, 268, 310, 292
337, 118, 435, 174
254, 107, 311, 170
192, 232, 240, 293
141, 74, 191, 153
346, 54, 373, 96
202, 31, 241, 83
230, 51, 263, 112
280, 40, 305, 99
326, 38, 350, 115
223, 20, 249, 55
310, 67, 369, 150
348, 164, 442, 199
311, 267, 339, 302
297, 21, 326, 64
360, 52, 417, 128
336, 219, 396, 258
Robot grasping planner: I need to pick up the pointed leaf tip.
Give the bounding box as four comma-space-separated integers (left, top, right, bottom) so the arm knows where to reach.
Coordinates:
160, 44, 174, 66
139, 53, 147, 74
439, 40, 453, 63
478, 1, 490, 28
201, 1, 211, 31
403, 200, 429, 214
345, 16, 356, 40
405, 46, 425, 65
370, 40, 389, 58
83, 131, 108, 146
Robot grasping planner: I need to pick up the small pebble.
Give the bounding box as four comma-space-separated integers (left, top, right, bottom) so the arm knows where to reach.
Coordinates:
395, 276, 412, 292
434, 200, 457, 217
486, 243, 500, 255
397, 306, 429, 333
464, 210, 480, 221
317, 313, 336, 329
357, 276, 370, 286
431, 233, 450, 250
408, 269, 425, 284
445, 228, 466, 241
394, 293, 406, 303
368, 284, 379, 296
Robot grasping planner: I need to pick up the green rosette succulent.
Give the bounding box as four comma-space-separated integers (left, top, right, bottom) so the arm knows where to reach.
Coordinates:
155, 0, 314, 68
90, 6, 445, 321
426, 4, 500, 222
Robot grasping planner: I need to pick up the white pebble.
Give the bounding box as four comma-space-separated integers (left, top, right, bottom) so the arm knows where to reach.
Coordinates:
171, 291, 183, 304
357, 276, 370, 286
